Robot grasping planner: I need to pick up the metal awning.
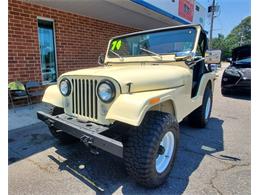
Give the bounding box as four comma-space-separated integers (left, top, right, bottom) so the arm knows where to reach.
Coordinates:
27, 0, 187, 30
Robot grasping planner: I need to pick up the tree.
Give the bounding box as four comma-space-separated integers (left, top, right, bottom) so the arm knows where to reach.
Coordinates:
225, 16, 251, 50
211, 34, 231, 59
210, 16, 251, 60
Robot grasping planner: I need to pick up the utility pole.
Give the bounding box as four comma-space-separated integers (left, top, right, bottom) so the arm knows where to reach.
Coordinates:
209, 0, 216, 49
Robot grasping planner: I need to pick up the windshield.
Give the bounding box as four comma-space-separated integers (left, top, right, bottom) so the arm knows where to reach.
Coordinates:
233, 57, 251, 68
236, 57, 251, 63
107, 27, 196, 58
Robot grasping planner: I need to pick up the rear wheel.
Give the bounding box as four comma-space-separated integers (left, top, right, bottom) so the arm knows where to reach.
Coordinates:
188, 85, 213, 128
48, 106, 79, 144
123, 111, 179, 188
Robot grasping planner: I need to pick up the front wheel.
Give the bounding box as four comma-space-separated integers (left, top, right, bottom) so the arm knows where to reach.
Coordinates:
188, 85, 213, 128
123, 111, 179, 188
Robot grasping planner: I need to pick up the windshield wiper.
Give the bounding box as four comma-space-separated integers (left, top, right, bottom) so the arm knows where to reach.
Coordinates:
109, 50, 124, 61
140, 47, 162, 60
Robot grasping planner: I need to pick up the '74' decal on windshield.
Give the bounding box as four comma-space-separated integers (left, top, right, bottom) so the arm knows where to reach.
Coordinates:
111, 40, 122, 51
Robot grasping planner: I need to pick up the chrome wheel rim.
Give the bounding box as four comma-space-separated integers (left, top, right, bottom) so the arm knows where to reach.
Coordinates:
205, 96, 211, 120
156, 131, 175, 173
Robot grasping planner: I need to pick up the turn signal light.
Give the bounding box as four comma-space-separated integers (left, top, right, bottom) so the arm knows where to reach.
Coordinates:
149, 97, 160, 104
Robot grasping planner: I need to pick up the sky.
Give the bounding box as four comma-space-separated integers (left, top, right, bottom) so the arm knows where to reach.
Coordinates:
197, 0, 251, 38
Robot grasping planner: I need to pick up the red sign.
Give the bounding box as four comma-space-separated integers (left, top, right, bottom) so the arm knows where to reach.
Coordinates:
178, 0, 194, 22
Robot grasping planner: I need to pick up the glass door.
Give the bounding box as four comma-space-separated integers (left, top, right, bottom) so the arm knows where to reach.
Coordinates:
38, 19, 57, 84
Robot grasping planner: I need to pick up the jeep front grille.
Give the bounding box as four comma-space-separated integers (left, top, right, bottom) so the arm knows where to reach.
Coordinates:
71, 79, 98, 120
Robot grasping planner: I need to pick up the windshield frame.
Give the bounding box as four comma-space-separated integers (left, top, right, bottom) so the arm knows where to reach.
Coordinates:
104, 25, 201, 64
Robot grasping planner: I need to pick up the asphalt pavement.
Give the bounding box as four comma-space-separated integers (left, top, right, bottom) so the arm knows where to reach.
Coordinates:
8, 63, 251, 195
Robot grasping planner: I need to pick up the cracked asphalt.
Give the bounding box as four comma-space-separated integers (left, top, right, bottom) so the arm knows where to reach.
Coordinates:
9, 63, 250, 195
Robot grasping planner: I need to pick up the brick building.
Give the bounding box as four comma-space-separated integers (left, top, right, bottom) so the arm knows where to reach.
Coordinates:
8, 0, 205, 87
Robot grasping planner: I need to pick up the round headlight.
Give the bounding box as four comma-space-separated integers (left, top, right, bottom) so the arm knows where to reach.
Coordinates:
97, 80, 116, 103
59, 79, 71, 96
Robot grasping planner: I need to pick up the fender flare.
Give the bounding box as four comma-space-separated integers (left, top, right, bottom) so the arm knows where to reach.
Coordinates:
42, 85, 64, 108
196, 72, 215, 101
106, 88, 180, 126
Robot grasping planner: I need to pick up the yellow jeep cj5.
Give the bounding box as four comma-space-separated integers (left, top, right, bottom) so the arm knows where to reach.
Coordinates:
37, 24, 221, 188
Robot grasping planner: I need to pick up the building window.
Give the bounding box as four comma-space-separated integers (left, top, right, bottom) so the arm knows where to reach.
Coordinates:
196, 5, 200, 12
199, 17, 204, 24
38, 19, 57, 84
184, 4, 190, 13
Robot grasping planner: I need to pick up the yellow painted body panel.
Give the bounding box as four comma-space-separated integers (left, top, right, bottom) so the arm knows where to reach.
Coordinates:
106, 88, 183, 126
41, 24, 216, 127
62, 65, 190, 93
42, 85, 63, 108
106, 71, 215, 126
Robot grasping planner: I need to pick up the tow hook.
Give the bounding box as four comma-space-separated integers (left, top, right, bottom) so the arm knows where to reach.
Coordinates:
46, 119, 55, 127
90, 146, 100, 155
80, 135, 99, 155
80, 135, 93, 146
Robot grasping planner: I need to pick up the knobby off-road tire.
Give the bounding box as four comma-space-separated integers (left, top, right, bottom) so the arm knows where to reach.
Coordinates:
123, 111, 179, 188
48, 106, 78, 144
188, 85, 213, 128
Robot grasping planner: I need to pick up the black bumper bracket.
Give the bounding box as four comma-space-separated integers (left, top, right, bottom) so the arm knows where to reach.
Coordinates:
37, 111, 123, 158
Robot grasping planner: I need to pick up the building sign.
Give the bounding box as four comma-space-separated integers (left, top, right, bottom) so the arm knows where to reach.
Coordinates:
132, 0, 205, 26
178, 0, 194, 22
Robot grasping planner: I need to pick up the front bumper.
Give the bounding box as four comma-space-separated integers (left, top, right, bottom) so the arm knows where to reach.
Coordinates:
37, 111, 123, 158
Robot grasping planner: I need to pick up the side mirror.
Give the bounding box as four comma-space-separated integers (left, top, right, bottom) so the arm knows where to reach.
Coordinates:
205, 50, 222, 64
98, 53, 105, 65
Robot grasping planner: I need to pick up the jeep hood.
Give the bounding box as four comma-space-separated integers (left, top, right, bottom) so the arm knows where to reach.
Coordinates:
62, 65, 190, 93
